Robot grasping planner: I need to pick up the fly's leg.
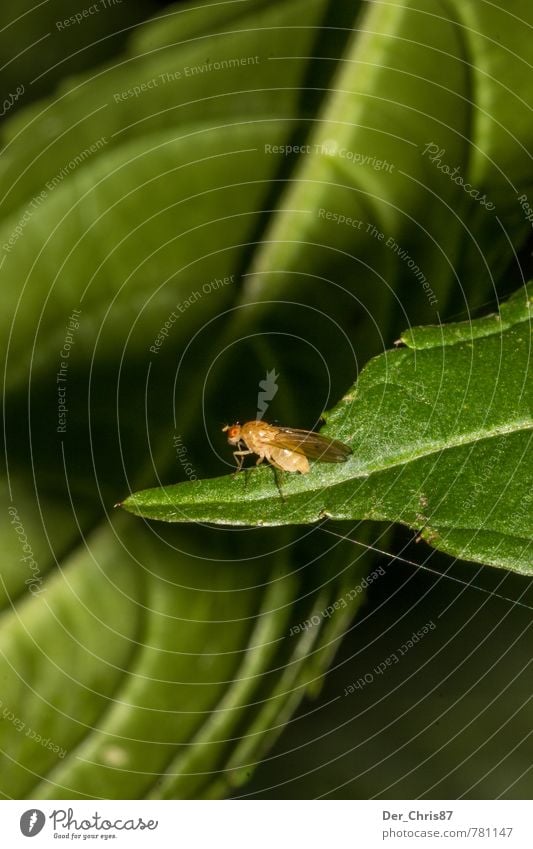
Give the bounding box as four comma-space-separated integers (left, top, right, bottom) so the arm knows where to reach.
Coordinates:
232, 449, 253, 473
273, 467, 285, 500
267, 455, 285, 472
266, 456, 286, 500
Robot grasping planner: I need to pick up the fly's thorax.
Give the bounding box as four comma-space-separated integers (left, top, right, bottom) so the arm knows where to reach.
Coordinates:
240, 420, 276, 452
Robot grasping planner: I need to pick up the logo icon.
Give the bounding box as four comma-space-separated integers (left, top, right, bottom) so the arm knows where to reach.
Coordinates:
256, 369, 279, 420
20, 809, 45, 837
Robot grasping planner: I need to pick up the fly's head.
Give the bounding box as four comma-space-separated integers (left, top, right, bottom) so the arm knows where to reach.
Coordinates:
222, 423, 242, 446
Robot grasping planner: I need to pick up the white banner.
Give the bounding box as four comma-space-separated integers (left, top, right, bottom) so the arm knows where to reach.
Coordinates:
1, 800, 530, 848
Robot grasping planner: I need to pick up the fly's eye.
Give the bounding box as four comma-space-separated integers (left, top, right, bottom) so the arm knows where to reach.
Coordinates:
228, 426, 240, 439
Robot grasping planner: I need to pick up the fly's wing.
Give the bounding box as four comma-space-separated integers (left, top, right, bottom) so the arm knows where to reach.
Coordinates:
270, 427, 352, 462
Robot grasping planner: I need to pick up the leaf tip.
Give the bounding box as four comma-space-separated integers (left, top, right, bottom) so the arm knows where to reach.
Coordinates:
115, 496, 136, 513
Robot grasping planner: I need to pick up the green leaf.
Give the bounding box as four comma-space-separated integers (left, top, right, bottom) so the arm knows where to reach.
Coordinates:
0, 0, 330, 220
0, 0, 371, 800
0, 513, 370, 799
0, 121, 293, 392
0, 0, 150, 107
236, 0, 533, 364
122, 284, 533, 576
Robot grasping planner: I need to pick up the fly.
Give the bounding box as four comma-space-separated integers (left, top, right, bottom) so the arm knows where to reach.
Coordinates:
222, 420, 352, 474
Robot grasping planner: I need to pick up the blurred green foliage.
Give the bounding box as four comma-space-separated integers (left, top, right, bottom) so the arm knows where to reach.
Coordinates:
0, 0, 531, 799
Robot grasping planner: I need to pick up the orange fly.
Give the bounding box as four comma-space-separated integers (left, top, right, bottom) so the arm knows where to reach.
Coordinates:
222, 421, 352, 474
